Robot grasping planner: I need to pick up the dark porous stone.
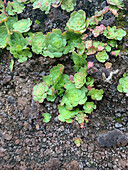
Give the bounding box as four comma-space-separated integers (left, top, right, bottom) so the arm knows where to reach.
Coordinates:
44, 158, 61, 170
7, 96, 16, 104
2, 76, 12, 85
66, 160, 81, 170
97, 129, 127, 148
117, 135, 128, 147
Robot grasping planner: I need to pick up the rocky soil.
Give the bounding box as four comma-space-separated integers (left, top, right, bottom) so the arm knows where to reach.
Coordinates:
0, 0, 128, 169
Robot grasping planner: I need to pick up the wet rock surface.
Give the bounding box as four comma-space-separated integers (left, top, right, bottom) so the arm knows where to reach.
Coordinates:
0, 0, 128, 169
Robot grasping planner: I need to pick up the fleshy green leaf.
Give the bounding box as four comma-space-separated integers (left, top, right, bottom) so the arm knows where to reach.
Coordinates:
66, 10, 88, 33
0, 26, 9, 48
83, 102, 96, 113
33, 0, 51, 14
33, 82, 49, 103
10, 59, 14, 72
13, 18, 32, 33
61, 0, 76, 12
42, 113, 51, 123
96, 50, 109, 63
87, 88, 104, 101
73, 137, 83, 147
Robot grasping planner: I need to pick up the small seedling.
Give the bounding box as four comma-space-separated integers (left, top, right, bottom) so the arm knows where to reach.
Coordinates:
92, 24, 105, 37
42, 113, 51, 123
73, 137, 83, 147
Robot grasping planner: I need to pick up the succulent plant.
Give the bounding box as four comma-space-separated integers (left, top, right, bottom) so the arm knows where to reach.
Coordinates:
42, 64, 66, 101
61, 82, 88, 110
64, 30, 85, 54
13, 48, 32, 63
107, 40, 117, 47
85, 40, 106, 56
33, 82, 49, 103
13, 18, 32, 33
71, 52, 87, 71
0, 25, 9, 48
117, 73, 128, 96
103, 26, 126, 41
43, 29, 70, 58
63, 30, 82, 52
85, 40, 93, 49
6, 0, 25, 15
55, 74, 69, 96
16, 0, 27, 2
33, 0, 51, 14
111, 50, 120, 57
73, 137, 83, 147
106, 0, 124, 9
87, 62, 94, 69
87, 88, 104, 101
77, 42, 85, 55
86, 77, 94, 87
105, 62, 112, 69
49, 64, 64, 86
42, 113, 51, 123
96, 50, 109, 63
83, 102, 96, 114
8, 32, 28, 54
89, 15, 103, 26
86, 46, 97, 55
0, 12, 8, 24
76, 112, 88, 125
58, 105, 79, 123
109, 5, 119, 16
66, 10, 89, 33
61, 0, 76, 12
92, 24, 105, 37
6, 16, 18, 31
105, 45, 111, 52
27, 32, 45, 54
89, 6, 110, 26
52, 0, 62, 8
73, 72, 86, 89
93, 41, 106, 51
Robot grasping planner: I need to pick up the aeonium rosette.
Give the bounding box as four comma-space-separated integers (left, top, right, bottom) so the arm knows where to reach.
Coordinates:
43, 29, 70, 58
66, 10, 89, 33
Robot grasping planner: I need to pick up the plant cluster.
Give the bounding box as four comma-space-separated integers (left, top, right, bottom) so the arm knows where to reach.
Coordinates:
0, 0, 77, 14
0, 14, 32, 62
0, 0, 127, 126
117, 73, 128, 96
32, 63, 101, 127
